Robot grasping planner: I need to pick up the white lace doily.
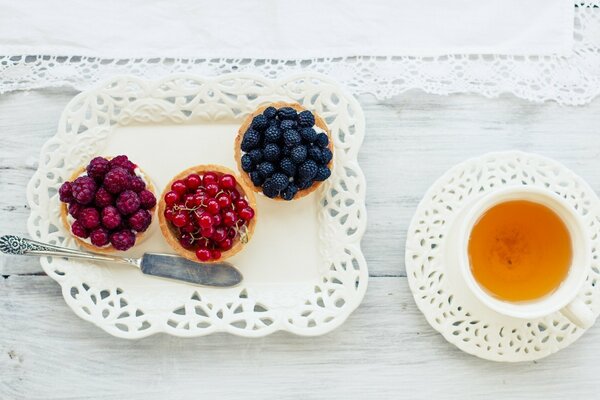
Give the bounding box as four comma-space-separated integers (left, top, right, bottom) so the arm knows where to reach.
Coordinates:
405, 151, 600, 362
1, 2, 599, 105
26, 73, 368, 338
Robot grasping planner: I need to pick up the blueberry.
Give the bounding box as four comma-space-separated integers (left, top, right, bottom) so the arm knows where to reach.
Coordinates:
241, 129, 261, 151
248, 149, 264, 164
249, 171, 264, 187
315, 132, 329, 147
280, 119, 297, 131
283, 129, 301, 147
298, 159, 318, 181
257, 161, 275, 178
277, 107, 297, 120
281, 183, 299, 201
279, 158, 296, 177
263, 143, 281, 162
263, 106, 277, 119
264, 125, 282, 143
241, 154, 254, 172
290, 145, 308, 164
314, 166, 331, 181
300, 128, 317, 143
270, 173, 289, 191
297, 110, 315, 127
252, 115, 269, 131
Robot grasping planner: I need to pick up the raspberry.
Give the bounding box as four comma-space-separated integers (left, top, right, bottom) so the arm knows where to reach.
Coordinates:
71, 220, 89, 238
79, 207, 101, 229
280, 119, 297, 131
270, 173, 289, 191
94, 187, 114, 208
277, 107, 297, 120
128, 209, 152, 232
314, 166, 331, 181
248, 149, 264, 164
241, 154, 254, 172
257, 162, 275, 178
321, 148, 333, 164
103, 167, 131, 194
101, 206, 122, 230
116, 190, 141, 215
110, 229, 136, 251
297, 110, 316, 128
262, 179, 279, 198
59, 181, 74, 203
71, 176, 97, 205
109, 155, 135, 172
308, 146, 323, 163
283, 129, 301, 147
279, 157, 296, 177
139, 189, 156, 209
68, 202, 84, 219
129, 176, 146, 192
264, 125, 282, 143
249, 171, 264, 187
263, 106, 277, 119
298, 159, 318, 181
89, 227, 110, 247
315, 132, 329, 147
290, 145, 307, 164
251, 115, 269, 131
281, 183, 299, 200
86, 156, 110, 181
241, 129, 261, 151
263, 143, 281, 162
300, 128, 318, 143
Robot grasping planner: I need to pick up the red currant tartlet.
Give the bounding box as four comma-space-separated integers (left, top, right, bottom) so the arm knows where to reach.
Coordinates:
58, 155, 157, 252
234, 102, 333, 201
157, 165, 257, 263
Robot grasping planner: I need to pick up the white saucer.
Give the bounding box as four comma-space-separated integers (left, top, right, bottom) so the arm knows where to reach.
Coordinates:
405, 151, 600, 362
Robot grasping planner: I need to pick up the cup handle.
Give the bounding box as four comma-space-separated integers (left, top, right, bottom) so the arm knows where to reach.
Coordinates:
560, 298, 595, 329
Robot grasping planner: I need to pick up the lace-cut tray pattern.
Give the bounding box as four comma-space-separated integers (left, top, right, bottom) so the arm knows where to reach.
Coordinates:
1, 3, 599, 105
405, 151, 600, 362
26, 74, 368, 338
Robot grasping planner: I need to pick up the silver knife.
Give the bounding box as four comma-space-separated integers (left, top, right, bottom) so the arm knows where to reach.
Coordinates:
0, 235, 242, 287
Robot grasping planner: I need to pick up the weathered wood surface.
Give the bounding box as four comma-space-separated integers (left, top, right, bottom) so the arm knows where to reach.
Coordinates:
2, 88, 600, 399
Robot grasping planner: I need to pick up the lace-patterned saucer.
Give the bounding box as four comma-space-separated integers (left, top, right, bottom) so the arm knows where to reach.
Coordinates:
405, 151, 600, 362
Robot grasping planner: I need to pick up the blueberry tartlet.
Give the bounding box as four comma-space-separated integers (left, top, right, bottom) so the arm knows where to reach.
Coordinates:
157, 165, 257, 263
235, 102, 333, 201
58, 155, 157, 252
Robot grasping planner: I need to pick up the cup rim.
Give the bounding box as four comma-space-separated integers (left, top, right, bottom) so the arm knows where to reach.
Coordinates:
458, 186, 591, 319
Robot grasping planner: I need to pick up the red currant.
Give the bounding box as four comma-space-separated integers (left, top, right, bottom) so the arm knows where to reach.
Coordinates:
164, 191, 180, 206
206, 199, 220, 214
198, 213, 213, 229
229, 188, 240, 202
179, 233, 195, 249
234, 199, 248, 210
217, 193, 232, 208
196, 248, 211, 261
219, 238, 233, 251
185, 174, 201, 190
223, 210, 237, 226
172, 211, 189, 228
212, 227, 227, 242
203, 172, 218, 186
201, 226, 215, 238
164, 208, 175, 221
181, 222, 197, 233
171, 180, 187, 195
220, 174, 236, 190
227, 227, 236, 238
212, 213, 222, 226
206, 183, 219, 196
211, 250, 222, 260
239, 207, 255, 221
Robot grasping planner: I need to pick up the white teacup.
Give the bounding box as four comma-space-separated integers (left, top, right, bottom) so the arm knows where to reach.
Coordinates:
458, 186, 595, 328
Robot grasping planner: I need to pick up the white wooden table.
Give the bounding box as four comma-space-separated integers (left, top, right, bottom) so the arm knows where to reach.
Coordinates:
2, 88, 600, 399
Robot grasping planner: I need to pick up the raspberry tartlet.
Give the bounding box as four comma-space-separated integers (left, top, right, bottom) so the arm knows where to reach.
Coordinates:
58, 155, 157, 252
234, 102, 333, 201
157, 165, 257, 263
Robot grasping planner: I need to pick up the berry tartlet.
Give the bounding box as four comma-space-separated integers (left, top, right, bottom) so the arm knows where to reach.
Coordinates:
58, 155, 157, 252
157, 165, 257, 263
234, 102, 333, 201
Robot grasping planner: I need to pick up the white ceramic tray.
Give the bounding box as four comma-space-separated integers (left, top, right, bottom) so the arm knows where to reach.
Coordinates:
27, 74, 368, 338
405, 151, 600, 362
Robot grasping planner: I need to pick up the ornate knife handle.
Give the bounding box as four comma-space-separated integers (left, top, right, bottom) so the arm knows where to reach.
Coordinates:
0, 235, 137, 266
